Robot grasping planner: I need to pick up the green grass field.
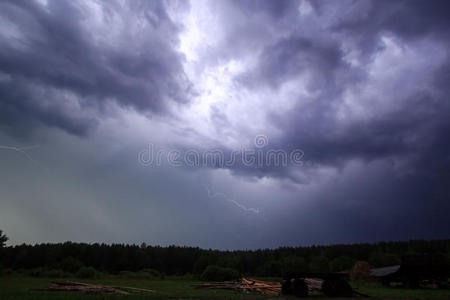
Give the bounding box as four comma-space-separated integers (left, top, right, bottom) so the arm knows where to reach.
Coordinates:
1, 275, 450, 299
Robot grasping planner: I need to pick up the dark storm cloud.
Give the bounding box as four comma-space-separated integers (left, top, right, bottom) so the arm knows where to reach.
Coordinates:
239, 35, 346, 90
330, 0, 450, 41
1, 0, 449, 248
229, 0, 299, 19
0, 0, 192, 136
169, 0, 450, 244
191, 0, 450, 242
199, 0, 450, 178
0, 78, 98, 136
278, 90, 450, 170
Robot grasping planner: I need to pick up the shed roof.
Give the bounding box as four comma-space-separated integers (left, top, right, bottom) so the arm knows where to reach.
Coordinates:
370, 265, 401, 277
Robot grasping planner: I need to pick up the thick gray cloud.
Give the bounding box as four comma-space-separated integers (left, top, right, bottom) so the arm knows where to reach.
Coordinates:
173, 0, 450, 241
0, 0, 449, 248
329, 0, 450, 52
0, 0, 192, 136
195, 0, 450, 175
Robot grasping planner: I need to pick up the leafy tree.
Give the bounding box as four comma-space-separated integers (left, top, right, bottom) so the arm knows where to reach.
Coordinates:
0, 235, 449, 277
0, 230, 8, 276
329, 256, 355, 272
0, 230, 7, 248
217, 255, 240, 270
200, 265, 240, 281
76, 266, 97, 278
60, 256, 84, 274
281, 256, 309, 278
194, 255, 216, 274
255, 260, 282, 277
309, 256, 329, 272
369, 252, 401, 267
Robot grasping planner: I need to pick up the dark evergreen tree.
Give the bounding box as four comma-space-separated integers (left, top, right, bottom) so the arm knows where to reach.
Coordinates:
0, 230, 7, 248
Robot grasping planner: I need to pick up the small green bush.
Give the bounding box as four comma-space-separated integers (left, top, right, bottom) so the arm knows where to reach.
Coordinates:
329, 256, 355, 272
44, 269, 71, 278
60, 257, 84, 273
25, 267, 71, 278
255, 260, 282, 277
0, 268, 13, 276
76, 266, 97, 278
141, 268, 161, 277
309, 256, 329, 273
369, 252, 401, 267
281, 256, 309, 278
25, 268, 43, 277
118, 268, 161, 279
200, 265, 240, 282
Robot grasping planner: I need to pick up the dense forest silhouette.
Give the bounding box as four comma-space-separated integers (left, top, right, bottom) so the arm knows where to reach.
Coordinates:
1, 231, 449, 278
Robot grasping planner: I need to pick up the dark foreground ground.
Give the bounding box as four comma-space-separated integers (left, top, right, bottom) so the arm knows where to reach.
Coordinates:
1, 275, 450, 299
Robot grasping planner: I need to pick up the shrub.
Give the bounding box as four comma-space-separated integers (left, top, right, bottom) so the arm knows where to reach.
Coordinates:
369, 252, 401, 267
60, 257, 84, 273
25, 267, 71, 278
309, 256, 329, 273
281, 256, 309, 278
200, 265, 240, 282
118, 270, 134, 278
329, 256, 355, 272
76, 266, 97, 278
194, 256, 216, 274
255, 260, 282, 277
44, 269, 71, 278
3, 268, 13, 276
25, 267, 47, 277
141, 268, 161, 278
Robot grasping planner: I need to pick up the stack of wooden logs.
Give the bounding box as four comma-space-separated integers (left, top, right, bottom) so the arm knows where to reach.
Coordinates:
196, 278, 282, 295
34, 281, 155, 295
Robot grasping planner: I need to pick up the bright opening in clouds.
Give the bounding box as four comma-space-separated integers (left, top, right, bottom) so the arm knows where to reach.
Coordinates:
0, 0, 449, 249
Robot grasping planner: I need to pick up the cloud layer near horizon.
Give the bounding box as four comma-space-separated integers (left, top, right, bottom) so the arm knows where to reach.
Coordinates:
0, 0, 449, 249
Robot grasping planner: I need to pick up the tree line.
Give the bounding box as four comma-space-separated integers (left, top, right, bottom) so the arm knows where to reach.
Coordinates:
0, 231, 449, 278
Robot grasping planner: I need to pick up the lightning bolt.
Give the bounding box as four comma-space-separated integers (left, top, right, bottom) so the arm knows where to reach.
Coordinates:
204, 185, 260, 214
0, 145, 41, 166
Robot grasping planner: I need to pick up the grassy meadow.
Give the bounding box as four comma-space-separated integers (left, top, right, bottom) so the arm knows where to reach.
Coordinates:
1, 274, 450, 299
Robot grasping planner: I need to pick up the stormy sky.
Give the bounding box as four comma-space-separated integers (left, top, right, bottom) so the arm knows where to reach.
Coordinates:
0, 0, 449, 249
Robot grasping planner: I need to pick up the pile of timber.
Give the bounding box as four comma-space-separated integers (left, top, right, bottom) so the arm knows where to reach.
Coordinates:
34, 281, 155, 295
196, 277, 281, 295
